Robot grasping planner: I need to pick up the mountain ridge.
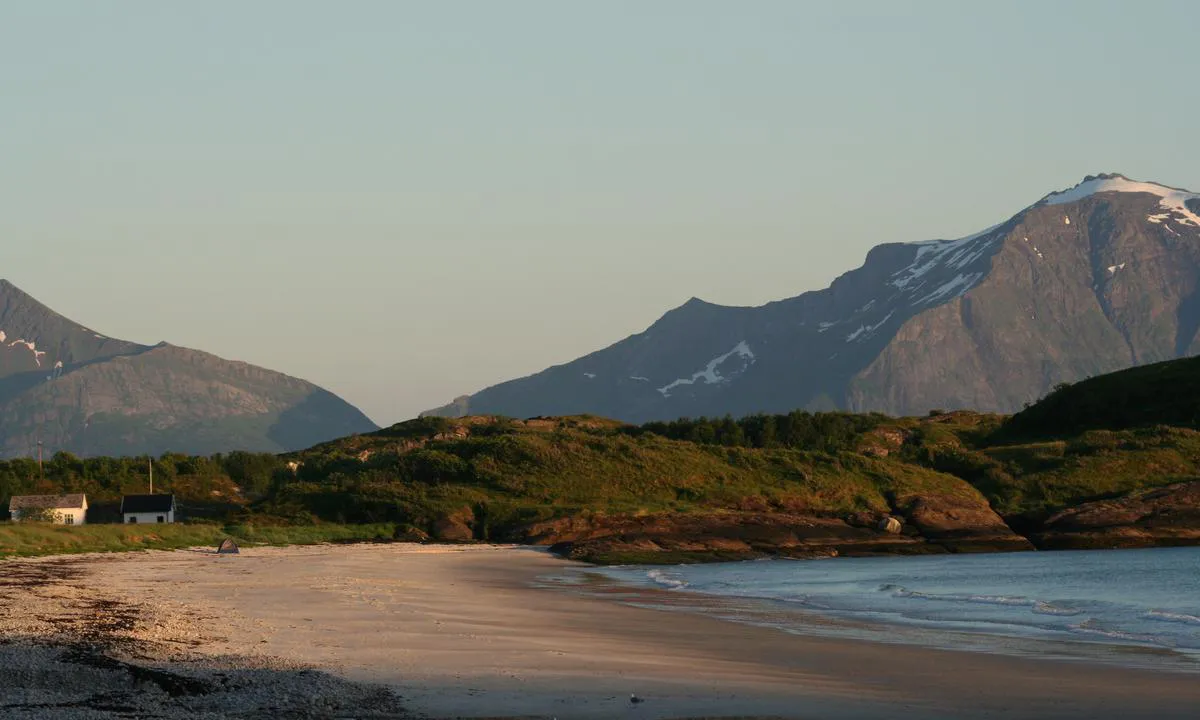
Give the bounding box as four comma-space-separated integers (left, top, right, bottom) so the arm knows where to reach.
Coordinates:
425, 173, 1200, 422
0, 280, 377, 457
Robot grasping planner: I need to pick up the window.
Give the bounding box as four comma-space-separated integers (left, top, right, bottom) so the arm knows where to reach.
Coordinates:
157, 516, 164, 523
128, 516, 137, 524
64, 515, 74, 525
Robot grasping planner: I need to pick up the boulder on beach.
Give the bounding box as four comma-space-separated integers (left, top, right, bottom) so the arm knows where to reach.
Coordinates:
878, 516, 903, 534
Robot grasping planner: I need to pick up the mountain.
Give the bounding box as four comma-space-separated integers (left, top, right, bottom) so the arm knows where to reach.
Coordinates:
425, 174, 1200, 422
0, 280, 377, 457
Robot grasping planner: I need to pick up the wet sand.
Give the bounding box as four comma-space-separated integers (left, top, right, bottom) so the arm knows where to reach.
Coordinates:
3, 543, 1200, 719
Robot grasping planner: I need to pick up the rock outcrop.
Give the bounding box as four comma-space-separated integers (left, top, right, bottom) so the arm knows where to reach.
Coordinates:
1033, 481, 1200, 550
431, 507, 476, 542
517, 505, 1031, 563
900, 494, 1033, 552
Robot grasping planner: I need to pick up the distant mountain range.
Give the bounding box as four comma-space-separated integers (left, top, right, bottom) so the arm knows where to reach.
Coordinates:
0, 280, 376, 457
425, 174, 1200, 422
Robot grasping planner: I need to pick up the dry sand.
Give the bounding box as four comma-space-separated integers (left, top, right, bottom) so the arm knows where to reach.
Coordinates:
3, 543, 1200, 719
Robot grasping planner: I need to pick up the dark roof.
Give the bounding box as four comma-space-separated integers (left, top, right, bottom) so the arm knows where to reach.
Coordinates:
121, 494, 175, 513
9, 494, 87, 511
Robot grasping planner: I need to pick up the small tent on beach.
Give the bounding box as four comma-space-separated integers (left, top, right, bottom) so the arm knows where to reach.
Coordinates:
216, 538, 239, 554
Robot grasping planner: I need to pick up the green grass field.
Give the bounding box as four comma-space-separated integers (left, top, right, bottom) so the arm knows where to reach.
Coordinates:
0, 521, 399, 559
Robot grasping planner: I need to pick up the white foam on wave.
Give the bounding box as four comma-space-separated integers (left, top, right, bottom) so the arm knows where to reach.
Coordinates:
1032, 601, 1083, 617
646, 569, 688, 590
888, 585, 1034, 607
1069, 619, 1169, 646
885, 585, 1085, 618
1144, 610, 1200, 626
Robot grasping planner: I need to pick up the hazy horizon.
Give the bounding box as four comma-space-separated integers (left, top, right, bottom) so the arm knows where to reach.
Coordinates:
3, 1, 1197, 425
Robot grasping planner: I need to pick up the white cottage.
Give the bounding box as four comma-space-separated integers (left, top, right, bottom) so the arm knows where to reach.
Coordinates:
8, 494, 88, 524
121, 494, 175, 524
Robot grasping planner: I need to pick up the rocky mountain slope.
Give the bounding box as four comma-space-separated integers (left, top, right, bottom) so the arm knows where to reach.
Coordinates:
0, 280, 376, 457
426, 174, 1200, 422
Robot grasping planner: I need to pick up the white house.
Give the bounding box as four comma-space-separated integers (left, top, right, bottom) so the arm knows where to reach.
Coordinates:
8, 494, 88, 524
121, 494, 175, 524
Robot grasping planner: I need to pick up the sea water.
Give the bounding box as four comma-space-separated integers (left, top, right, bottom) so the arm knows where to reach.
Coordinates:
577, 547, 1200, 670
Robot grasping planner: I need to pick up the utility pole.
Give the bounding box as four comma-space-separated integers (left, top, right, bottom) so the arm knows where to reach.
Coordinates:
149, 456, 154, 494
37, 440, 44, 481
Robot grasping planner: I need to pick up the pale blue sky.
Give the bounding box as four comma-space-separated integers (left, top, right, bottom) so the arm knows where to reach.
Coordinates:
2, 1, 1196, 424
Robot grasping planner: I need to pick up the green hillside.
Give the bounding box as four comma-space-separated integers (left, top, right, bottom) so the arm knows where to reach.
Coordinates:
1004, 355, 1200, 438
6, 353, 1200, 561
269, 414, 978, 530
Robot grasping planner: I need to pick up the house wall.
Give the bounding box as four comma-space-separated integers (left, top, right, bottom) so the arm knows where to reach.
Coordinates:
123, 509, 174, 524
11, 507, 87, 525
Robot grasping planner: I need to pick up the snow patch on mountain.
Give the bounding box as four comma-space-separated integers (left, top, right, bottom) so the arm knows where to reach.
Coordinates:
892, 225, 1000, 291
657, 341, 755, 398
1, 332, 46, 367
914, 272, 984, 306
1044, 175, 1200, 227
845, 311, 896, 343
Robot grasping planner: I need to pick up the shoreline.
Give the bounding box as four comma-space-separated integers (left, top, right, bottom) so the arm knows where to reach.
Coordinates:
3, 544, 1200, 719
5, 518, 1200, 566
565, 548, 1200, 675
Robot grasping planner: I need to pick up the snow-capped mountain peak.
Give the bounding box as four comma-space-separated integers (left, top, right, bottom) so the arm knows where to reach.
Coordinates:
1041, 173, 1200, 227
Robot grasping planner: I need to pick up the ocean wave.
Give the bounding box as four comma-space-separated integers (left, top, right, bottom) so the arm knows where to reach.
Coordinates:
645, 569, 688, 590
1032, 601, 1083, 617
1144, 610, 1200, 626
886, 585, 1035, 607
1069, 619, 1169, 646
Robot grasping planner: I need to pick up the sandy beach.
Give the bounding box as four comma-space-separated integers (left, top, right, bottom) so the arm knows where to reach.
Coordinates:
3, 543, 1200, 719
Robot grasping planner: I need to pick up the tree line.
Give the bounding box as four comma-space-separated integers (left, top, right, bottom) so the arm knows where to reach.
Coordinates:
627, 410, 888, 454
0, 450, 284, 509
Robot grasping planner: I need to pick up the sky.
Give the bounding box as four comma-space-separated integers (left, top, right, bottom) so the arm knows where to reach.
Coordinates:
1, 1, 1197, 425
